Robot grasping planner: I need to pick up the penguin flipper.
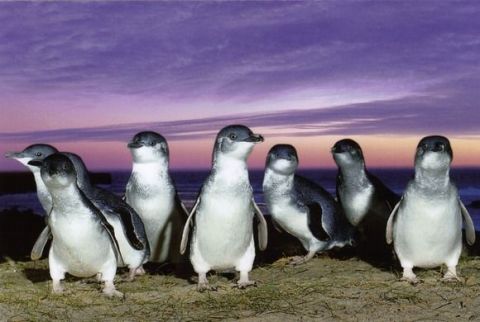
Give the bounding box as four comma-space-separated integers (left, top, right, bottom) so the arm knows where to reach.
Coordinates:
459, 199, 476, 245
252, 199, 268, 251
108, 204, 147, 251
80, 191, 124, 265
306, 203, 330, 241
31, 226, 52, 260
385, 198, 403, 244
175, 193, 190, 218
180, 198, 200, 255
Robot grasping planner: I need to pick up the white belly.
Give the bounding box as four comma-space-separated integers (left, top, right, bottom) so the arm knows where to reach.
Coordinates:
270, 200, 316, 250
393, 193, 462, 268
126, 181, 176, 262
193, 190, 253, 269
342, 186, 373, 226
50, 209, 115, 277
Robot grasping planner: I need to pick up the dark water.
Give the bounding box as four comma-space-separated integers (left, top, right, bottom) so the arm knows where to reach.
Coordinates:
1, 168, 480, 227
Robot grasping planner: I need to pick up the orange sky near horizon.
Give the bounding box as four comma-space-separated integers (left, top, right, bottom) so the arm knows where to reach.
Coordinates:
2, 135, 479, 172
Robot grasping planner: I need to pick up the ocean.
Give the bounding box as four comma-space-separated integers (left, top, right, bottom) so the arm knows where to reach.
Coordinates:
1, 168, 480, 228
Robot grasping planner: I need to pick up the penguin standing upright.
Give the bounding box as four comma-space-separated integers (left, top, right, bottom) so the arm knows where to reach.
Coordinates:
126, 131, 187, 264
332, 139, 399, 258
38, 154, 123, 297
180, 125, 268, 291
386, 136, 475, 283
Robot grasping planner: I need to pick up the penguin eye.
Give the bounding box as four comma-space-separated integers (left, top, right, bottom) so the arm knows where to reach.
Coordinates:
150, 141, 156, 146
229, 133, 237, 140
35, 152, 42, 157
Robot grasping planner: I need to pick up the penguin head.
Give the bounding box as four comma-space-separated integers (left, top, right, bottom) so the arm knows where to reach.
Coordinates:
331, 139, 364, 167
128, 131, 169, 163
62, 152, 91, 190
40, 153, 77, 188
266, 144, 298, 175
5, 144, 58, 170
214, 125, 264, 161
415, 135, 452, 171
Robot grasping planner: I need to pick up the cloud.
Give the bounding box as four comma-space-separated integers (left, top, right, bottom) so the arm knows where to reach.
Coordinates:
0, 1, 479, 104
2, 75, 479, 144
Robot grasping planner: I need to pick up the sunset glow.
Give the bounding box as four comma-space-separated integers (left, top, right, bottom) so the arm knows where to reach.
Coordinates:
1, 2, 479, 171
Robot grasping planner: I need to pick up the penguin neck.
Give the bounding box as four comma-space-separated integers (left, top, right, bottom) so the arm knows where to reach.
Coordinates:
49, 183, 84, 213
264, 168, 294, 194
132, 160, 169, 178
339, 162, 370, 187
265, 168, 294, 186
213, 154, 249, 183
414, 167, 450, 191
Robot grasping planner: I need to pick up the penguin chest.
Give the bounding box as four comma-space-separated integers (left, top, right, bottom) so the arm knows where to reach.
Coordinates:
127, 181, 175, 226
195, 189, 254, 266
341, 185, 373, 226
394, 194, 462, 267
50, 208, 114, 277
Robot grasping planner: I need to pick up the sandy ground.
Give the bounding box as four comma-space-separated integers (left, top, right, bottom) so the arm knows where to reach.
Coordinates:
1, 252, 480, 321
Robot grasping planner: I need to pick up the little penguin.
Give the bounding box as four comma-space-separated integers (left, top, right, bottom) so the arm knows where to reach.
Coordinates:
263, 144, 355, 265
386, 135, 475, 283
30, 152, 150, 279
180, 125, 268, 291
39, 153, 123, 297
332, 139, 400, 257
126, 131, 187, 264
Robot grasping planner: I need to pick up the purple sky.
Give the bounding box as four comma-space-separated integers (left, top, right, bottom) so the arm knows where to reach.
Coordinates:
1, 2, 479, 170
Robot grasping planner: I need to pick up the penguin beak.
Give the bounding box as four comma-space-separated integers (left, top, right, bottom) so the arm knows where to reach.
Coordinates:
4, 151, 22, 159
127, 142, 144, 149
27, 160, 43, 167
244, 134, 264, 143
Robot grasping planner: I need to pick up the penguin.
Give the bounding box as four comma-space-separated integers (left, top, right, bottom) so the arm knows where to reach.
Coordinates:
331, 139, 400, 257
5, 144, 58, 260
62, 152, 149, 280
5, 144, 59, 215
126, 131, 187, 264
26, 152, 149, 279
263, 144, 355, 264
38, 153, 123, 297
386, 135, 475, 283
180, 125, 268, 291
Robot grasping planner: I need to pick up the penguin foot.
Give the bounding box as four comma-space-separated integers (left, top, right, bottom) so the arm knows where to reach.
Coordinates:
289, 256, 307, 266
400, 276, 420, 285
442, 272, 462, 283
442, 266, 462, 283
103, 281, 124, 298
234, 280, 256, 289
52, 281, 64, 294
197, 283, 217, 292
135, 266, 146, 275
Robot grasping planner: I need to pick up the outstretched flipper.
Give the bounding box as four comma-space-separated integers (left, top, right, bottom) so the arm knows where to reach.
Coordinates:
252, 199, 268, 251
386, 198, 403, 244
305, 202, 330, 241
180, 198, 200, 255
31, 226, 52, 260
459, 199, 476, 245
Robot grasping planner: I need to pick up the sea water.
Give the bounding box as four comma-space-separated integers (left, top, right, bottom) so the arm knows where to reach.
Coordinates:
1, 168, 479, 228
